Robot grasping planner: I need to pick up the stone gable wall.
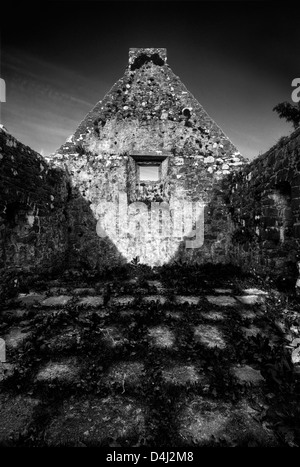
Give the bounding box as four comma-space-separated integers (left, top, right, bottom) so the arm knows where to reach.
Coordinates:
51, 49, 247, 267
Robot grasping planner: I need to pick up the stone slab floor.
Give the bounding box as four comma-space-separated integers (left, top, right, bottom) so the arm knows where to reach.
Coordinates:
1, 265, 300, 447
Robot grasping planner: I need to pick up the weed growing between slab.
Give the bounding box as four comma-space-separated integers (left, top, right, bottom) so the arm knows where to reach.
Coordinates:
0, 264, 300, 446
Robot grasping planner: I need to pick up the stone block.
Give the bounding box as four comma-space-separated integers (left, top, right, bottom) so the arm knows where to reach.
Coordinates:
206, 296, 237, 307
42, 296, 73, 307
177, 397, 277, 446
0, 395, 40, 444
231, 365, 265, 384
43, 396, 145, 446
78, 296, 104, 307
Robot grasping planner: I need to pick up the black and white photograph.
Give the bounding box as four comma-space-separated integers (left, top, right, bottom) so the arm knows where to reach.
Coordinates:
0, 0, 300, 453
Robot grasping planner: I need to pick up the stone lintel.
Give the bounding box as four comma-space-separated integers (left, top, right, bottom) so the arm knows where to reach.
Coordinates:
130, 150, 171, 162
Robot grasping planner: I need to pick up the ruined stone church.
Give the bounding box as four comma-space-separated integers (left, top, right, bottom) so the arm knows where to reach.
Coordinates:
1, 48, 300, 297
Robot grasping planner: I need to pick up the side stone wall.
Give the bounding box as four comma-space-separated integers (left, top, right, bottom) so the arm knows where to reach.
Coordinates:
0, 128, 70, 299
227, 127, 300, 284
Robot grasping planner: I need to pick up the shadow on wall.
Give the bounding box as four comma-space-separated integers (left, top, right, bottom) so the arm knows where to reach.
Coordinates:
169, 180, 232, 266
65, 186, 128, 274
67, 177, 233, 272
0, 187, 128, 302
2, 126, 300, 298
67, 173, 299, 289
4, 170, 298, 295
0, 187, 68, 301
0, 129, 123, 301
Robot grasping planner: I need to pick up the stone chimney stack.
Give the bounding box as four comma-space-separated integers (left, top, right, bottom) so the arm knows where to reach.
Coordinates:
128, 48, 167, 68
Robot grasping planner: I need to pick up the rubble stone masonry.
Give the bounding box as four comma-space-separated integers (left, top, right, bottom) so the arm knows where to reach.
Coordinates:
0, 128, 70, 299
227, 127, 300, 282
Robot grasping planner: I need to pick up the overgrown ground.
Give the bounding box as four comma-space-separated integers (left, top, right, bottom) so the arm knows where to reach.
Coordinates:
1, 263, 300, 447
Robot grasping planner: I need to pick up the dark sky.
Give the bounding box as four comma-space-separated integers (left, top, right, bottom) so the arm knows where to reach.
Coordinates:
0, 0, 299, 159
